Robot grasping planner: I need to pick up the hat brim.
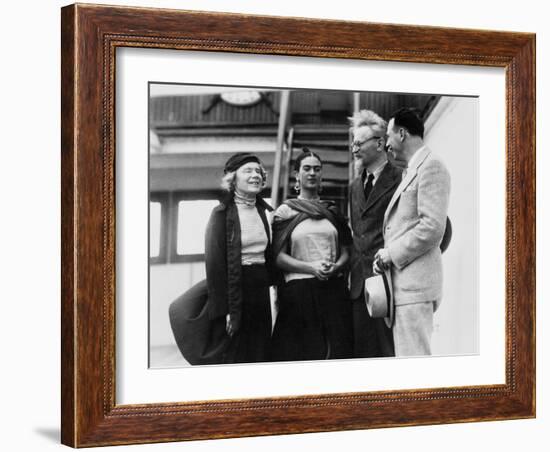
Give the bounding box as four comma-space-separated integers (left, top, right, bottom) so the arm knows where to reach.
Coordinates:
383, 268, 394, 329
364, 268, 394, 329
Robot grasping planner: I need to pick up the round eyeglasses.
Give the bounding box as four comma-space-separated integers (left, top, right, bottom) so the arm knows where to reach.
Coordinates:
351, 136, 382, 149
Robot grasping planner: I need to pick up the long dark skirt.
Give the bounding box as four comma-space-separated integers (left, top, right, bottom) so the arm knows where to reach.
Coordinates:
270, 276, 353, 362
224, 264, 272, 364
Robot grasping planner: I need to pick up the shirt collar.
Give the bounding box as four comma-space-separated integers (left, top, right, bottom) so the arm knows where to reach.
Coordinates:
363, 160, 388, 186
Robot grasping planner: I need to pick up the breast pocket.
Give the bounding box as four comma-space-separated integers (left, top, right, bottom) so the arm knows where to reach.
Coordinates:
397, 189, 418, 220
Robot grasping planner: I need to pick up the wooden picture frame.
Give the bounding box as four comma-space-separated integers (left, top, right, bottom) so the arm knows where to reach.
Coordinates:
61, 3, 535, 447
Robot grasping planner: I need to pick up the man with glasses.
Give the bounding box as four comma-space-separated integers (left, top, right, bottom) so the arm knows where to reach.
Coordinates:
348, 109, 403, 358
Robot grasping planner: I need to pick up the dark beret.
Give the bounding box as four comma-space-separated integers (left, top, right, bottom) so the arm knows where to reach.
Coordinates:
223, 153, 261, 174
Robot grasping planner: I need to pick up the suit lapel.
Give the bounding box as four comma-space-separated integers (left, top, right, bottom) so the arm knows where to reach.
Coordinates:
363, 163, 401, 214
352, 176, 369, 213
384, 147, 431, 226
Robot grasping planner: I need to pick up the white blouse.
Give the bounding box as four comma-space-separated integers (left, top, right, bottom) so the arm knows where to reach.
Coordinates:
237, 203, 268, 265
285, 217, 337, 282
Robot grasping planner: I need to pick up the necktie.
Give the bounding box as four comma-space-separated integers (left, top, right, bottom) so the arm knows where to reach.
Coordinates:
364, 173, 374, 201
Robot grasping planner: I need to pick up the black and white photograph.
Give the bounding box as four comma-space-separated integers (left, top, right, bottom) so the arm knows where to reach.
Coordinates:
148, 84, 478, 368
3, 0, 545, 450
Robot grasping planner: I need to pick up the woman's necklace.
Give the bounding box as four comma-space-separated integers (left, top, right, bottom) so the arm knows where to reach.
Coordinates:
234, 189, 256, 207
297, 194, 320, 202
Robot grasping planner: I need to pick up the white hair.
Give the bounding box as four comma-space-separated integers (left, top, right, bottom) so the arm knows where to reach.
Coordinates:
349, 109, 388, 137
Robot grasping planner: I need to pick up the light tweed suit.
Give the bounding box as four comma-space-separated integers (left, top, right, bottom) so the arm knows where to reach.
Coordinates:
383, 146, 450, 356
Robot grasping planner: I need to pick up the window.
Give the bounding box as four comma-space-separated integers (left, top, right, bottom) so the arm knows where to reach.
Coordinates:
176, 199, 218, 257
149, 201, 162, 258
149, 193, 169, 264
150, 191, 272, 265
149, 191, 220, 264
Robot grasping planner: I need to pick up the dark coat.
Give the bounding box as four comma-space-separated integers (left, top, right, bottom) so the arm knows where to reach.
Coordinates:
169, 193, 273, 365
349, 162, 402, 299
168, 278, 229, 365
205, 193, 273, 332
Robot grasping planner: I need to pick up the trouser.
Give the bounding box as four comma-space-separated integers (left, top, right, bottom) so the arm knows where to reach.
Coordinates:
392, 301, 435, 357
351, 294, 394, 358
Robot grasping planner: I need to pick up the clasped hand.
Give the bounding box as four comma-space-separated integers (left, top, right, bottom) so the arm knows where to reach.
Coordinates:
309, 260, 337, 280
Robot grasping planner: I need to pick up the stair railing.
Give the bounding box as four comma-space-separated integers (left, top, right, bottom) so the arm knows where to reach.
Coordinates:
281, 127, 295, 202
270, 90, 291, 208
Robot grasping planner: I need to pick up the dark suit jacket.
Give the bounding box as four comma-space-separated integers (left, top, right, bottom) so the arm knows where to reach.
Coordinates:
349, 162, 402, 299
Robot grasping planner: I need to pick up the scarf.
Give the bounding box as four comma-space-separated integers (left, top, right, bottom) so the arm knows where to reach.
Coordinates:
272, 198, 351, 260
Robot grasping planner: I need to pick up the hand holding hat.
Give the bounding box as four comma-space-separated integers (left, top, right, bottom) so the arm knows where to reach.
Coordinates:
373, 248, 391, 275
364, 267, 394, 329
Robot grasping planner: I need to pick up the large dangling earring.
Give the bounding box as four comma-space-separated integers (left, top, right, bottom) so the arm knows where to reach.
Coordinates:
294, 180, 300, 193
318, 179, 323, 194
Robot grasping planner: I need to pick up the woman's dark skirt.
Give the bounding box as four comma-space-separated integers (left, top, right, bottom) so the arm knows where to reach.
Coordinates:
270, 276, 353, 362
224, 264, 272, 364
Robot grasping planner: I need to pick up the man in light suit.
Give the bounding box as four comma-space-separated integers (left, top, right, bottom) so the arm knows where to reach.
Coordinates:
348, 110, 402, 358
374, 108, 451, 356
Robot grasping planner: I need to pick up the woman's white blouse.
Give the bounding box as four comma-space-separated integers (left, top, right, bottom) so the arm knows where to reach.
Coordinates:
286, 217, 337, 282
237, 203, 269, 265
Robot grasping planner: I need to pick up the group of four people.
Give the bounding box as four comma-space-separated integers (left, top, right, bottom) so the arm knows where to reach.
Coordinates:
200, 106, 450, 364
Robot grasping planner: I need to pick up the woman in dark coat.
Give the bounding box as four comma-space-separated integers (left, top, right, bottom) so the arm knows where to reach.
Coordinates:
203, 152, 274, 364
270, 149, 353, 361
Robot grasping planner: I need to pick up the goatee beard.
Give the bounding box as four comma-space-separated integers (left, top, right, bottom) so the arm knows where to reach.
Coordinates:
353, 158, 365, 177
